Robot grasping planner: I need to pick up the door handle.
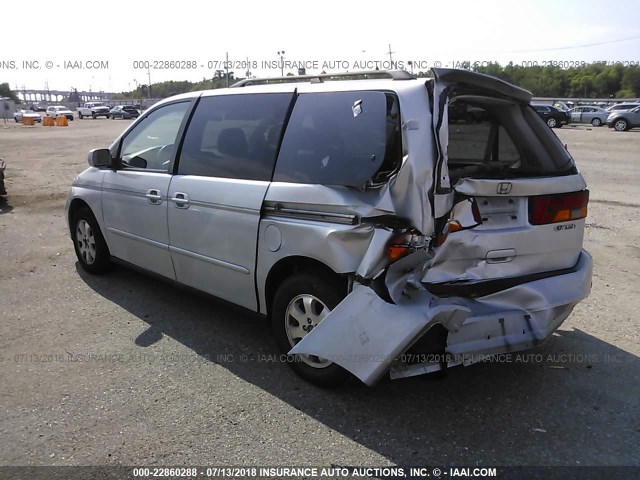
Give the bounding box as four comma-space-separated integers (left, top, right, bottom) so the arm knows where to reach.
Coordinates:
171, 192, 190, 209
146, 188, 162, 205
486, 249, 516, 264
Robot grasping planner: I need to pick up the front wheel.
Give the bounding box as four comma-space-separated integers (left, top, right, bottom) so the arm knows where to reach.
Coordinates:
614, 119, 629, 131
91, 112, 96, 119
546, 117, 558, 128
78, 112, 83, 119
271, 272, 350, 387
71, 207, 112, 274
591, 118, 602, 127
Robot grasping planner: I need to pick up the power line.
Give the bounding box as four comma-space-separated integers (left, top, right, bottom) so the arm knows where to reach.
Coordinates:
494, 34, 640, 53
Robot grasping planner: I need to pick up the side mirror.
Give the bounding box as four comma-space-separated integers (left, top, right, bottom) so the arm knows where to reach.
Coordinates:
88, 148, 112, 168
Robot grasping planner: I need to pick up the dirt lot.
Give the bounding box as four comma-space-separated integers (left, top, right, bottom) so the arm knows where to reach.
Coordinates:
0, 119, 639, 468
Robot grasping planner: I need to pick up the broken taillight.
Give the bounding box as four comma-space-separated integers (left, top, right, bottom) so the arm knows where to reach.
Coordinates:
387, 230, 426, 262
529, 190, 589, 225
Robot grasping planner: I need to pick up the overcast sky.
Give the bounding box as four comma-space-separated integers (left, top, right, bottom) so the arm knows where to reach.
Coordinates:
3, 0, 640, 93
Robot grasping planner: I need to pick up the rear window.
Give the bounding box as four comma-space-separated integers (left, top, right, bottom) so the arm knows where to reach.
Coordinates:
273, 91, 402, 187
447, 97, 576, 181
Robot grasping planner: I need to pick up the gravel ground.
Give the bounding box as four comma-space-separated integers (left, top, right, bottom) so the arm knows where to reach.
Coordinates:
0, 119, 638, 468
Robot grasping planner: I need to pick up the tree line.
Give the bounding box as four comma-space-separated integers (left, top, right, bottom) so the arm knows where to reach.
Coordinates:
116, 63, 640, 100
416, 62, 640, 98
4, 63, 640, 103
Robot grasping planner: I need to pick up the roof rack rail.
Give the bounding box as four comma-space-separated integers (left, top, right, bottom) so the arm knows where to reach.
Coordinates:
230, 70, 415, 87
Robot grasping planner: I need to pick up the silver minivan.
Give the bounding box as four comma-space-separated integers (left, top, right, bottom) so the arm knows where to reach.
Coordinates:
65, 69, 592, 387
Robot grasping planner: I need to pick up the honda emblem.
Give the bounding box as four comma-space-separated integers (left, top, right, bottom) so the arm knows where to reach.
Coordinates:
497, 182, 512, 194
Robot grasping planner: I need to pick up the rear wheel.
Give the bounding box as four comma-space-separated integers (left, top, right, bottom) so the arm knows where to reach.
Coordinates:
92, 112, 96, 119
591, 118, 602, 127
546, 117, 558, 128
271, 272, 349, 387
78, 112, 83, 119
614, 119, 629, 131
71, 207, 111, 274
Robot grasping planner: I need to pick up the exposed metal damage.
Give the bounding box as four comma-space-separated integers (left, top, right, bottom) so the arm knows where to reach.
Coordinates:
289, 68, 593, 386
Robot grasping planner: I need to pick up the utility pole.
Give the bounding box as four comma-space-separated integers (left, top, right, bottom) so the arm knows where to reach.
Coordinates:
147, 67, 152, 99
277, 50, 286, 76
225, 52, 230, 87
387, 44, 395, 67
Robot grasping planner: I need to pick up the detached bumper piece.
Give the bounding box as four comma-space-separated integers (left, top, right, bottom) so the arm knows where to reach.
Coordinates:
291, 250, 592, 386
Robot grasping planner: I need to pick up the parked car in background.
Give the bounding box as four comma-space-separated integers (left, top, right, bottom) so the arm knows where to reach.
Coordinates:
532, 104, 570, 128
607, 106, 640, 131
31, 102, 48, 112
449, 101, 486, 124
109, 105, 140, 119
46, 106, 74, 121
605, 103, 640, 113
14, 109, 42, 123
78, 102, 111, 119
65, 68, 592, 387
569, 106, 609, 126
553, 101, 573, 112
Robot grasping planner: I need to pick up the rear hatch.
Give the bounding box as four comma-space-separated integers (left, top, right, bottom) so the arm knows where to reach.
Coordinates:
425, 68, 588, 288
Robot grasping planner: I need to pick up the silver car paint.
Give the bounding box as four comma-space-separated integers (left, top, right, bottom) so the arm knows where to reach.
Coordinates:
101, 170, 176, 280
286, 72, 591, 384
569, 107, 609, 125
66, 71, 592, 385
291, 283, 471, 386
166, 175, 270, 311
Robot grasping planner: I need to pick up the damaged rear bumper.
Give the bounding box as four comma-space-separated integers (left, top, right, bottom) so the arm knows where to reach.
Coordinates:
290, 250, 592, 386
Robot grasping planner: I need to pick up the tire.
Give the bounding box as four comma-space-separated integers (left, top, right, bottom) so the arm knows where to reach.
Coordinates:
591, 118, 602, 127
546, 117, 558, 128
14, 118, 18, 123
271, 272, 350, 387
71, 207, 112, 274
106, 114, 110, 119
91, 113, 96, 119
614, 119, 629, 132
78, 112, 83, 119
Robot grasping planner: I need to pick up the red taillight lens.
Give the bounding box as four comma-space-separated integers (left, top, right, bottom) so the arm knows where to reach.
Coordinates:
529, 190, 589, 225
387, 230, 426, 262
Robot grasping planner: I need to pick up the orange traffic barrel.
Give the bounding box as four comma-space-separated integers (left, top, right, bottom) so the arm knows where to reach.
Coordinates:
55, 116, 69, 127
22, 117, 35, 126
43, 117, 55, 126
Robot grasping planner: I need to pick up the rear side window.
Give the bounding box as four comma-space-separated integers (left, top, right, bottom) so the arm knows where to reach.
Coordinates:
178, 93, 293, 181
273, 91, 401, 187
